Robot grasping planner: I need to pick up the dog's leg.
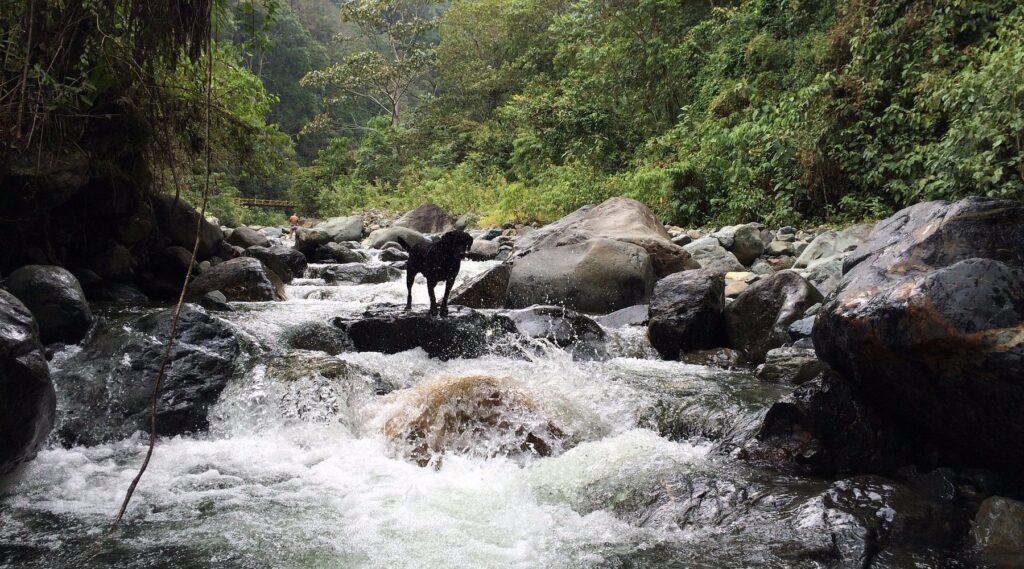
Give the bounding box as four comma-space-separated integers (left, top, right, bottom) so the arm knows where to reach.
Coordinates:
405, 270, 415, 311
440, 278, 454, 316
427, 279, 438, 316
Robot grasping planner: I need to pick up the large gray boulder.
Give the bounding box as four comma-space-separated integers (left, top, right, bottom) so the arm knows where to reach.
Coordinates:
647, 270, 725, 360
393, 203, 454, 234
514, 197, 695, 277
683, 237, 745, 275
294, 227, 332, 258
450, 263, 511, 309
151, 195, 223, 258
507, 238, 655, 313
813, 197, 1024, 473
0, 291, 55, 474
467, 239, 499, 261
793, 223, 873, 269
245, 245, 307, 284
226, 226, 270, 249
713, 224, 764, 266
367, 226, 427, 250
316, 215, 364, 242
724, 271, 822, 364
52, 304, 239, 446
186, 257, 286, 302
5, 265, 94, 344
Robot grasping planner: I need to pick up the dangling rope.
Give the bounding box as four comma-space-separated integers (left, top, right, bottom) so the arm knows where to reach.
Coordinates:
107, 5, 216, 532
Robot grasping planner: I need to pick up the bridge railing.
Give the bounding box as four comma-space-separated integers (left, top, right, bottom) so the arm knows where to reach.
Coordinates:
232, 197, 298, 208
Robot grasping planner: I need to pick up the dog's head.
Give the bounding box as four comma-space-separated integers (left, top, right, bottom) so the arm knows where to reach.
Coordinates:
438, 230, 474, 258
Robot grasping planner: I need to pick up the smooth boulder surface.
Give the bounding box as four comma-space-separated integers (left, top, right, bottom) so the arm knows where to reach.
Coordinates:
683, 237, 745, 275
393, 203, 454, 234
321, 263, 401, 285
0, 291, 56, 474
793, 223, 872, 269
316, 242, 369, 264
502, 305, 607, 360
5, 265, 94, 345
755, 347, 822, 385
597, 304, 649, 329
714, 224, 764, 265
53, 304, 239, 446
245, 245, 308, 284
972, 496, 1024, 568
467, 239, 499, 261
294, 228, 332, 258
647, 270, 725, 360
450, 263, 511, 309
514, 197, 694, 277
151, 195, 223, 258
507, 238, 654, 313
724, 271, 822, 364
367, 226, 427, 250
813, 197, 1024, 472
186, 257, 286, 302
335, 304, 518, 360
316, 215, 364, 242
226, 226, 270, 249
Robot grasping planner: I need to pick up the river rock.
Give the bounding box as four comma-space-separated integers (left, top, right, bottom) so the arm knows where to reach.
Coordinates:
245, 245, 307, 284
597, 304, 649, 328
800, 255, 845, 296
714, 224, 764, 265
321, 263, 401, 285
316, 242, 369, 264
765, 240, 795, 256
89, 244, 134, 283
514, 197, 694, 277
502, 305, 607, 360
381, 375, 565, 466
507, 238, 654, 313
367, 226, 427, 250
282, 320, 353, 355
197, 290, 232, 312
647, 270, 725, 360
52, 304, 239, 446
788, 315, 816, 340
724, 271, 822, 364
755, 347, 822, 385
0, 291, 56, 474
379, 244, 408, 262
87, 282, 149, 304
794, 223, 873, 269
260, 227, 284, 239
450, 263, 511, 309
151, 194, 223, 258
393, 203, 454, 234
972, 496, 1024, 568
316, 215, 364, 242
467, 239, 499, 261
116, 200, 155, 245
294, 227, 332, 258
335, 304, 518, 360
226, 226, 270, 249
153, 245, 196, 279
683, 237, 745, 274
186, 257, 285, 301
813, 197, 1024, 473
4, 265, 94, 345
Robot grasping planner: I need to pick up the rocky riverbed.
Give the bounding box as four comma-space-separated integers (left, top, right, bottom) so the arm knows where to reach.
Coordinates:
1, 196, 1023, 568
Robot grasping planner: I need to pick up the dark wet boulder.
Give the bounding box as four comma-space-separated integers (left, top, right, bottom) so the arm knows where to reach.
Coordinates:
379, 244, 408, 262
334, 304, 518, 360
814, 197, 1024, 473
186, 257, 285, 302
88, 244, 135, 283
151, 195, 223, 258
393, 203, 454, 234
746, 371, 913, 477
52, 304, 239, 446
294, 227, 332, 258
502, 305, 607, 360
507, 238, 654, 313
4, 265, 94, 345
450, 263, 511, 309
788, 315, 816, 341
597, 304, 649, 328
755, 347, 822, 385
315, 242, 369, 264
513, 197, 694, 277
86, 282, 149, 304
367, 226, 426, 250
226, 226, 270, 249
972, 496, 1024, 568
647, 270, 725, 360
0, 291, 56, 474
245, 245, 307, 284
197, 290, 232, 312
282, 321, 352, 355
320, 263, 401, 285
724, 271, 822, 364
315, 215, 364, 242
153, 245, 197, 279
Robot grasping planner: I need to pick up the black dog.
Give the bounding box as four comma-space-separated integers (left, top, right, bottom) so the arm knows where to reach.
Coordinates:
397, 230, 474, 316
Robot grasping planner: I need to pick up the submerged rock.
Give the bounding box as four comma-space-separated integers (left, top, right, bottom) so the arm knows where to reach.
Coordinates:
0, 291, 56, 474
814, 197, 1024, 473
53, 304, 239, 446
335, 304, 518, 360
4, 265, 94, 345
501, 305, 608, 360
381, 375, 565, 466
186, 257, 286, 301
647, 270, 725, 360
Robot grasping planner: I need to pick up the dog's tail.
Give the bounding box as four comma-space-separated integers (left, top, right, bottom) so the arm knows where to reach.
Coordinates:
395, 236, 411, 251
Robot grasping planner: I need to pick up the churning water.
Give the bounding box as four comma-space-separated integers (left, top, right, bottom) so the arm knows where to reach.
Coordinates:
1, 254, 922, 568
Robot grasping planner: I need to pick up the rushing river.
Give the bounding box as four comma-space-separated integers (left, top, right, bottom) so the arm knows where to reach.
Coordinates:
0, 252, 955, 568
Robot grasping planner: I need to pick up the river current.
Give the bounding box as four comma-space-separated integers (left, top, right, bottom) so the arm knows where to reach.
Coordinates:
0, 252, 934, 568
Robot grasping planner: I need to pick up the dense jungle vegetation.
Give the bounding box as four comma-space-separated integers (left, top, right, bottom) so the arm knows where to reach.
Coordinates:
4, 0, 1024, 227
